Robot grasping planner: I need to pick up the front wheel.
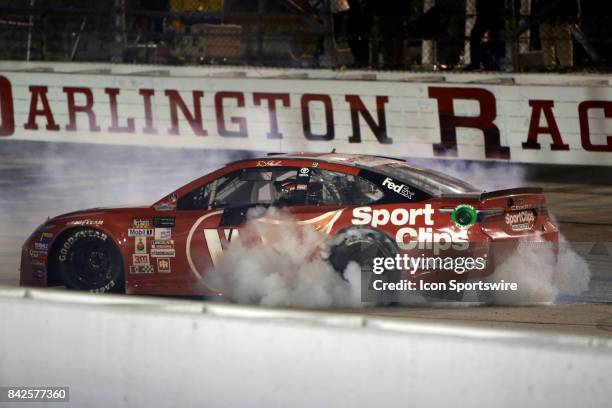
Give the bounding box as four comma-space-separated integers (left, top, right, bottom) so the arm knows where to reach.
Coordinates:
50, 228, 124, 293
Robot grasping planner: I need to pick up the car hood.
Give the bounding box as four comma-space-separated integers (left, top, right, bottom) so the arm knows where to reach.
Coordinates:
51, 204, 153, 221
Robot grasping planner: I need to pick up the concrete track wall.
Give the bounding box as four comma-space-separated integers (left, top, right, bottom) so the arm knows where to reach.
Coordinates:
1, 286, 611, 408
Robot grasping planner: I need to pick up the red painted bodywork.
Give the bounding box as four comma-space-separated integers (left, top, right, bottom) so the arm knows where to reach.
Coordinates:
20, 153, 559, 296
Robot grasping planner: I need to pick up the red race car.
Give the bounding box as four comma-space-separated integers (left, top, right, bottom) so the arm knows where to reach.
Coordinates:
20, 152, 558, 296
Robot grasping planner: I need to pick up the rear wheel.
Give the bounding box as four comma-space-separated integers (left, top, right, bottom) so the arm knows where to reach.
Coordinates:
328, 228, 400, 305
328, 228, 397, 276
50, 228, 124, 293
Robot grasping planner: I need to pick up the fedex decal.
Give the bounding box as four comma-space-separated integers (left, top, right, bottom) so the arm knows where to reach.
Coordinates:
0, 72, 611, 165
382, 177, 414, 199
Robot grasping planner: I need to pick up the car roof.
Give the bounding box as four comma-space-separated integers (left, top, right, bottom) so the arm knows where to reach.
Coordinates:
228, 152, 480, 196
229, 152, 407, 170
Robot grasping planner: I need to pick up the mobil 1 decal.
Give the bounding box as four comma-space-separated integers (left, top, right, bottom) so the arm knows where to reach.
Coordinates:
359, 170, 430, 202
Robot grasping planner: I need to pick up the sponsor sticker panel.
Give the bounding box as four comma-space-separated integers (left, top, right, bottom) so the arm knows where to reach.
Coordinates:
151, 249, 176, 258
505, 210, 536, 231
155, 228, 172, 240
134, 237, 147, 254
130, 265, 154, 274
133, 219, 151, 228
128, 228, 154, 237
157, 258, 171, 273
132, 254, 150, 266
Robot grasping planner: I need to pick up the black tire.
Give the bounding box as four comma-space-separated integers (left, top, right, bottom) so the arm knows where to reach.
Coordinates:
328, 228, 400, 305
50, 228, 124, 293
328, 228, 398, 276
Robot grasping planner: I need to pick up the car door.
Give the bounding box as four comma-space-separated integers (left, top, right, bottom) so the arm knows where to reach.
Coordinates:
212, 167, 306, 256
138, 174, 226, 295
172, 166, 304, 291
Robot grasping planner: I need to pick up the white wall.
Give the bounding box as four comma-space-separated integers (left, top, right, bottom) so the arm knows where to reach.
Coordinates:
0, 62, 611, 165
0, 287, 611, 408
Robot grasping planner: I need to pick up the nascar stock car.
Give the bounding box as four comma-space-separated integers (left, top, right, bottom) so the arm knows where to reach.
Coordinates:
20, 152, 558, 296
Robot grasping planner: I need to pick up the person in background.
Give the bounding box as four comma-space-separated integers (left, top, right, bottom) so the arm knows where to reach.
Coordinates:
141, 0, 169, 39
533, 0, 579, 69
170, 0, 224, 29
171, 0, 223, 12
332, 0, 350, 41
466, 0, 505, 70
346, 0, 372, 67
371, 0, 412, 70
332, 0, 351, 61
222, 0, 257, 12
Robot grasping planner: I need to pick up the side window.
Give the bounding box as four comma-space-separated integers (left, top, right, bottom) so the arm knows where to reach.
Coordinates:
359, 169, 431, 202
178, 167, 306, 210
213, 168, 304, 208
212, 172, 257, 208
177, 176, 229, 210
306, 169, 384, 206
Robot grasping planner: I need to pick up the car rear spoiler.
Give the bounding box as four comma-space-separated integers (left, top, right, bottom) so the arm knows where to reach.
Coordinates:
441, 187, 543, 200
480, 187, 543, 200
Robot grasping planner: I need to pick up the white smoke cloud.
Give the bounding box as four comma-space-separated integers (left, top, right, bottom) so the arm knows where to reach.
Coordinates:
0, 140, 251, 285
203, 207, 363, 308
414, 158, 591, 304
1, 142, 592, 305
484, 239, 591, 305
410, 158, 528, 191
205, 159, 591, 308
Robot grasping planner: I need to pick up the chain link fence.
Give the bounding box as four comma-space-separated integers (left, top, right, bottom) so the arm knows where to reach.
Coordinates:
0, 0, 609, 71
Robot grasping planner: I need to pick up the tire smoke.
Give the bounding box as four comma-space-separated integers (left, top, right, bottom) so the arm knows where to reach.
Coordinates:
206, 159, 592, 307
485, 239, 591, 304
204, 207, 363, 308
0, 142, 594, 305
414, 158, 591, 304
0, 141, 251, 285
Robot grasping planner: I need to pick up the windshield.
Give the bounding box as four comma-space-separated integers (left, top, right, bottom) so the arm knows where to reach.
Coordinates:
376, 163, 480, 196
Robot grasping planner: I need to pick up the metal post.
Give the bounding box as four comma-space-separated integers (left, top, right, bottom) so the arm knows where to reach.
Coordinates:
70, 18, 87, 61
26, 0, 35, 61
257, 0, 267, 64
505, 0, 516, 71
111, 0, 126, 63
464, 0, 476, 66
421, 0, 435, 67
517, 0, 531, 55
322, 0, 335, 68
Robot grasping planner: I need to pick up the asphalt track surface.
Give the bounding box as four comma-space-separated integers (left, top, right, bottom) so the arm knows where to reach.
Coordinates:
1, 141, 611, 337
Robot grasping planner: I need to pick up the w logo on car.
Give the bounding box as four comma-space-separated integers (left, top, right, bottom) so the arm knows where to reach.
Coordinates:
203, 228, 241, 268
